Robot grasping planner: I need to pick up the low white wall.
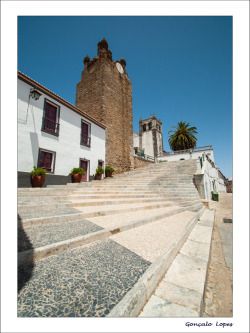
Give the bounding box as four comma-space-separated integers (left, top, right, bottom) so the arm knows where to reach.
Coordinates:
18, 79, 106, 178
158, 148, 214, 162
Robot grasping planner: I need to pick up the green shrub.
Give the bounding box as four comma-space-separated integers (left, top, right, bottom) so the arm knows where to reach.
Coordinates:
70, 167, 85, 175
30, 166, 47, 176
96, 166, 104, 174
105, 166, 115, 173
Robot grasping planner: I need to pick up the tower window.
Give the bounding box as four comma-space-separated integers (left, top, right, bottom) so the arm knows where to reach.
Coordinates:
148, 122, 152, 130
143, 124, 146, 132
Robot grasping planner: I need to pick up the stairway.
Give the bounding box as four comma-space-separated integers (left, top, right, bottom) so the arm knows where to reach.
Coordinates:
18, 159, 206, 317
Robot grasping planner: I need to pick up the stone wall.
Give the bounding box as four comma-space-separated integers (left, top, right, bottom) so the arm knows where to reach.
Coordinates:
76, 39, 134, 174
133, 156, 154, 169
226, 180, 232, 193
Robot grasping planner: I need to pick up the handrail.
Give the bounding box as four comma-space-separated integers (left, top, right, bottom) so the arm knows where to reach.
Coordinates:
81, 134, 91, 147
134, 152, 155, 162
42, 117, 60, 135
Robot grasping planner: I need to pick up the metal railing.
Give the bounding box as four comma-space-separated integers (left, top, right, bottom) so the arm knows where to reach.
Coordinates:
134, 152, 155, 162
42, 117, 60, 136
81, 134, 91, 147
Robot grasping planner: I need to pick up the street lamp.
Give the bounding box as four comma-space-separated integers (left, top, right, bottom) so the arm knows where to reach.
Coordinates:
30, 88, 42, 100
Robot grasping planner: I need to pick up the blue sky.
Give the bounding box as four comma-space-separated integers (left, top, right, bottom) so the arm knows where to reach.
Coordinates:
18, 16, 232, 178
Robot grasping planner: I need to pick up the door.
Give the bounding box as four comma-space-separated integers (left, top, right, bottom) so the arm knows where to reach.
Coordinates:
98, 160, 104, 179
80, 159, 88, 181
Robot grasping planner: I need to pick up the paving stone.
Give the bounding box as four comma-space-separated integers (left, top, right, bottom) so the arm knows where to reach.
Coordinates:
188, 224, 213, 244
180, 239, 211, 262
139, 295, 199, 317
163, 253, 207, 294
18, 219, 103, 251
154, 280, 202, 312
18, 239, 151, 317
18, 206, 81, 220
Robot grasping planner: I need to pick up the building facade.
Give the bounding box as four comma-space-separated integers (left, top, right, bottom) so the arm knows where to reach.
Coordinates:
75, 38, 134, 174
18, 72, 106, 187
133, 114, 164, 160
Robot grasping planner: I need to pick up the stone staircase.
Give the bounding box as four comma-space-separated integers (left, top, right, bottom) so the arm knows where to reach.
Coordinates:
18, 159, 207, 317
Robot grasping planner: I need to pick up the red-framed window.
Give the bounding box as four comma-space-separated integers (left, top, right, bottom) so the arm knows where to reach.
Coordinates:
38, 149, 55, 173
42, 99, 60, 136
81, 120, 91, 147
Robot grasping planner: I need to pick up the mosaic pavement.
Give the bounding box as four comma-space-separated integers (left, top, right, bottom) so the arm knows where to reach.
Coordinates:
18, 239, 151, 317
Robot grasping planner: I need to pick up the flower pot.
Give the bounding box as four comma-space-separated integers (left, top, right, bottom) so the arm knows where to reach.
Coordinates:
95, 173, 102, 180
31, 175, 45, 188
105, 170, 113, 177
72, 173, 82, 183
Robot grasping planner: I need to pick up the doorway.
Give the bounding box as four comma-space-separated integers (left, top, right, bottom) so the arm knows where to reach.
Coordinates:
98, 160, 104, 179
80, 159, 89, 181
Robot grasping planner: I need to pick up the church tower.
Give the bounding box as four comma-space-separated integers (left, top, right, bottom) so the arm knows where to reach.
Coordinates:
134, 114, 163, 159
75, 39, 134, 173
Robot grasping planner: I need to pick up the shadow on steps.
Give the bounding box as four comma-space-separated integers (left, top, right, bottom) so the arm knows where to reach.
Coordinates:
18, 214, 34, 292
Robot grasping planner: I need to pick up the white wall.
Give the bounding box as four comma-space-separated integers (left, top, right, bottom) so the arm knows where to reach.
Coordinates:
194, 155, 226, 201
133, 132, 139, 148
157, 149, 215, 163
141, 131, 154, 157
18, 79, 106, 179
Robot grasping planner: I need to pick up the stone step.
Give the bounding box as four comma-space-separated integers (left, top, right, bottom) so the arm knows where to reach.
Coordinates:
18, 193, 165, 205
19, 201, 176, 228
18, 206, 204, 317
138, 209, 214, 317
18, 205, 185, 266
18, 197, 171, 212
108, 206, 208, 318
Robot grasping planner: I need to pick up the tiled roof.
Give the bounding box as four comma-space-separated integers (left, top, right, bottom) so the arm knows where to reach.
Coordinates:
18, 71, 106, 129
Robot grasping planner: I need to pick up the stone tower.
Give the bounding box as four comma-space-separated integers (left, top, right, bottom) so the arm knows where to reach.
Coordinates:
136, 114, 164, 158
75, 39, 134, 173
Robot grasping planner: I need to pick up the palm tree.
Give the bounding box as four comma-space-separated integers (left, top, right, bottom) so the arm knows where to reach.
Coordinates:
168, 121, 198, 151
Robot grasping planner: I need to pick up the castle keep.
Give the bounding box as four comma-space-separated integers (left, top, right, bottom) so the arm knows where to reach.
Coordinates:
76, 39, 134, 173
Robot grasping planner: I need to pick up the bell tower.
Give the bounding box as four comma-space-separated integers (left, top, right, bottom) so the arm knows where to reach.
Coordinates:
75, 39, 134, 173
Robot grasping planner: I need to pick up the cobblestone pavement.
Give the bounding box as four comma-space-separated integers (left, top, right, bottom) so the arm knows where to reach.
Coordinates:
18, 239, 151, 317
202, 192, 233, 317
18, 205, 81, 220
18, 219, 103, 251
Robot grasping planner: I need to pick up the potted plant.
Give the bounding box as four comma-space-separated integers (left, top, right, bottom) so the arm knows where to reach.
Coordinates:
95, 165, 104, 180
30, 166, 47, 187
70, 167, 85, 183
105, 166, 114, 177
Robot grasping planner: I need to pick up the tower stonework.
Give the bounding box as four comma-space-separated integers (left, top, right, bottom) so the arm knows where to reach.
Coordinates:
137, 114, 164, 159
75, 39, 134, 173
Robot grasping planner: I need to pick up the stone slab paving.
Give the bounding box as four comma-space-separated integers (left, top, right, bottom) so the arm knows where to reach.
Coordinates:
18, 219, 103, 251
110, 211, 197, 263
139, 209, 214, 317
18, 239, 151, 317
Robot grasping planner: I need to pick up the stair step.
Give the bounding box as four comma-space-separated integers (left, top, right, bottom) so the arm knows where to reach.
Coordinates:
18, 206, 204, 317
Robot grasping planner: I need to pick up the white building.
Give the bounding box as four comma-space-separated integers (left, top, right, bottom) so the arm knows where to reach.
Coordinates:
18, 72, 106, 187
